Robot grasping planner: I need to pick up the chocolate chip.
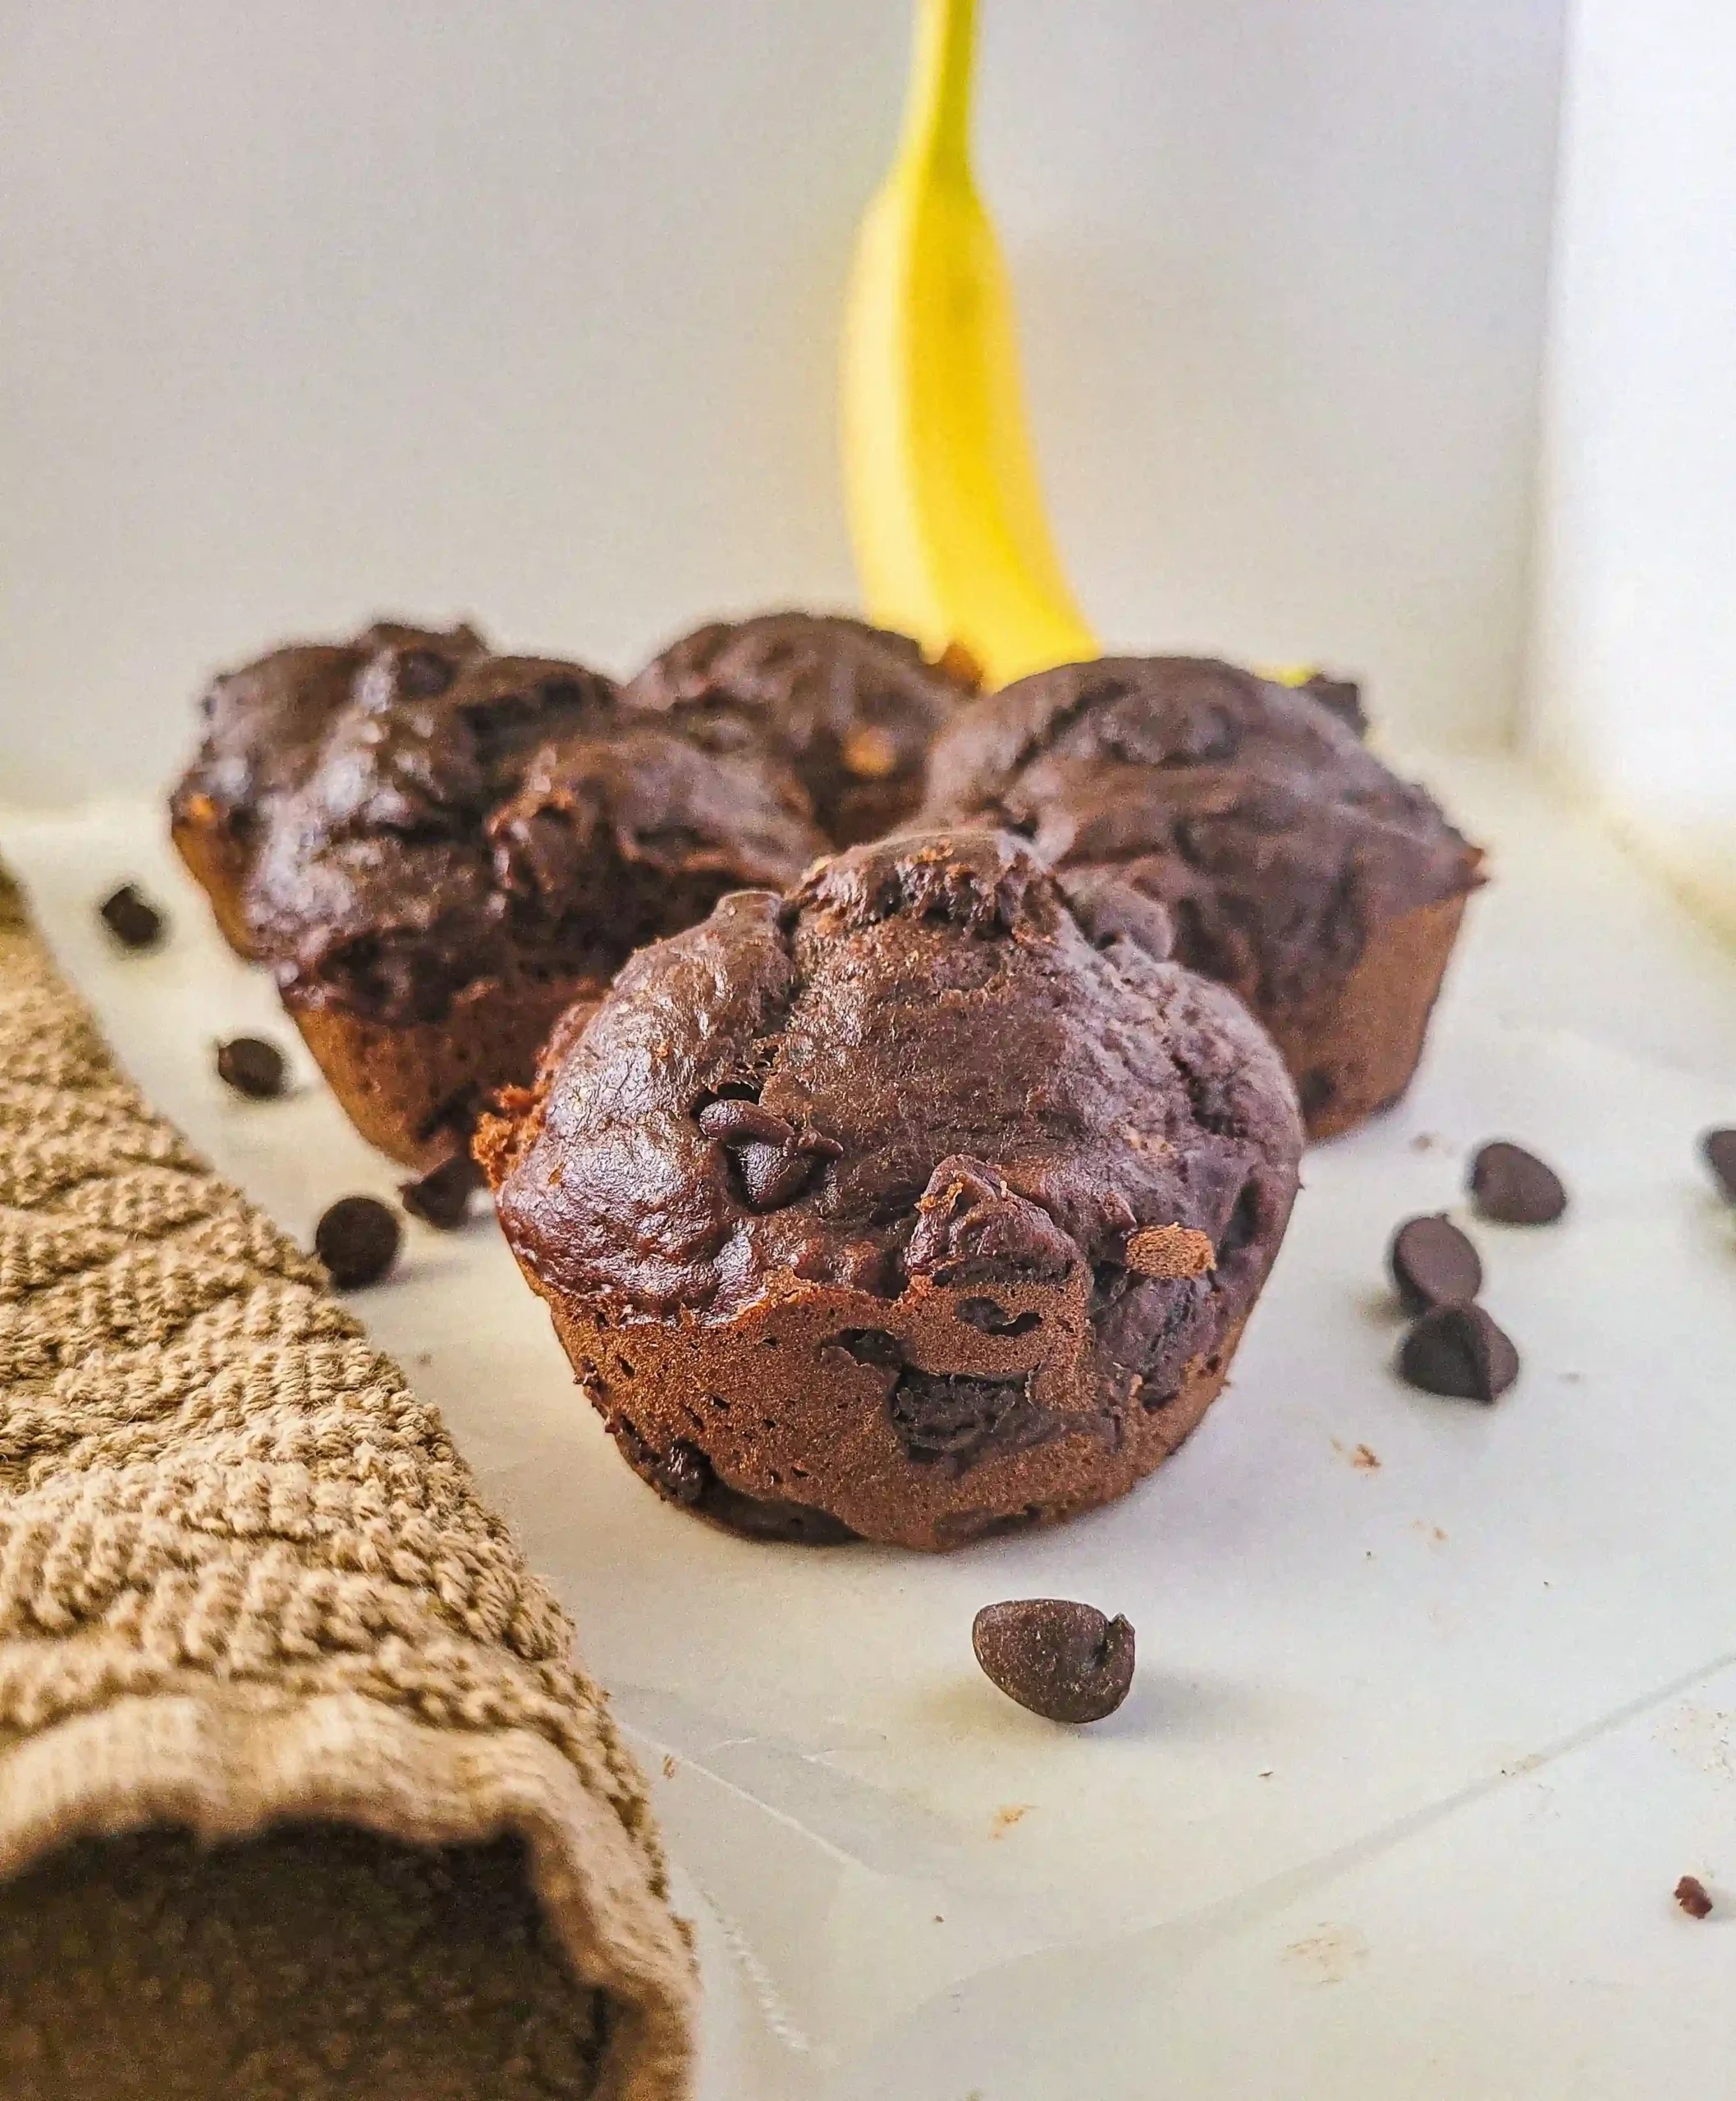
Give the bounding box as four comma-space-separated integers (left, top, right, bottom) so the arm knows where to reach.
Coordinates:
98, 883, 165, 950
698, 1098, 792, 1146
972, 1600, 1135, 1724
1675, 1874, 1714, 1919
1468, 1142, 1567, 1225
736, 1141, 824, 1210
653, 1440, 709, 1508
1398, 1302, 1519, 1401
699, 1098, 841, 1210
214, 1036, 287, 1100
314, 1196, 401, 1290
1702, 1128, 1736, 1204
396, 647, 456, 698
1300, 672, 1367, 738
1388, 1215, 1482, 1316
400, 1152, 484, 1229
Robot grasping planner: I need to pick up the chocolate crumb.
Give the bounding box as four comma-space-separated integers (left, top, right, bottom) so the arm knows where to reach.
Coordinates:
214, 1036, 287, 1100
1702, 1128, 1736, 1205
400, 1152, 485, 1230
1675, 1874, 1713, 1920
1125, 1223, 1216, 1279
98, 882, 166, 950
1398, 1302, 1520, 1402
1468, 1141, 1567, 1225
972, 1599, 1135, 1724
1388, 1214, 1482, 1316
314, 1196, 401, 1290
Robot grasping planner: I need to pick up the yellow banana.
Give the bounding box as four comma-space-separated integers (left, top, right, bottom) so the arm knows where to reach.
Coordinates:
841, 0, 1097, 688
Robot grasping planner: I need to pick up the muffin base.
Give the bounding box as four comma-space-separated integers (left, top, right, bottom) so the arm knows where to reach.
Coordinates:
287, 975, 597, 1171
170, 804, 258, 958
537, 1267, 1251, 1552
1267, 893, 1470, 1142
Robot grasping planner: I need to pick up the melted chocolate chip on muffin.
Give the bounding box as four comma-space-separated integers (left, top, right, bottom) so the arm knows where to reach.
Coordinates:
482, 830, 1303, 1549
623, 611, 974, 848
919, 657, 1483, 1137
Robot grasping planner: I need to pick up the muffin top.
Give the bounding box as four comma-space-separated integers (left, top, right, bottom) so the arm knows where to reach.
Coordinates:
231, 634, 825, 1023
622, 611, 973, 848
172, 619, 488, 846
489, 830, 1302, 1402
920, 657, 1482, 1014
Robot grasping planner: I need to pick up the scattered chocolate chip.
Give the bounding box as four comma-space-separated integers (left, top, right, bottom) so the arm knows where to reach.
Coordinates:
1398, 1302, 1520, 1402
214, 1036, 287, 1100
1388, 1214, 1482, 1316
1468, 1142, 1567, 1225
314, 1196, 401, 1290
971, 1599, 1135, 1724
1675, 1874, 1713, 1919
399, 1151, 484, 1229
97, 883, 165, 950
1702, 1128, 1736, 1204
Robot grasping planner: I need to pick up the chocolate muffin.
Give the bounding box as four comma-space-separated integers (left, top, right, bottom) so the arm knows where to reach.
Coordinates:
185, 629, 827, 1168
920, 657, 1483, 1139
171, 620, 488, 956
622, 611, 974, 848
480, 830, 1303, 1550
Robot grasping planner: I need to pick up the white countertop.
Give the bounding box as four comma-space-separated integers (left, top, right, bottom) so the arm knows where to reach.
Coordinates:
6, 754, 1736, 2099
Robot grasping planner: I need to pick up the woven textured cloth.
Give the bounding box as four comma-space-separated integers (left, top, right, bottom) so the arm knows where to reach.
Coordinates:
0, 862, 694, 2099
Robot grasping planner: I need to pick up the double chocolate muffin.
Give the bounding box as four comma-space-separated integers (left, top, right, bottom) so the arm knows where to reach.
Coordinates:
481, 831, 1303, 1550
920, 657, 1483, 1138
624, 611, 974, 848
174, 625, 827, 1167
171, 620, 488, 956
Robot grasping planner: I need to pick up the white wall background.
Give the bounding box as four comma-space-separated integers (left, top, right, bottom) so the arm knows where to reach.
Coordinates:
1, 0, 1565, 804
1526, 0, 1736, 938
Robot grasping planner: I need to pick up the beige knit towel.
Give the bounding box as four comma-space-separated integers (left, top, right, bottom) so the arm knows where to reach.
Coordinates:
0, 863, 695, 2100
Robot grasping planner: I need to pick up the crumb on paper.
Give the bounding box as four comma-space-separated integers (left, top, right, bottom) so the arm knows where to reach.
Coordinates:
1676, 1874, 1714, 1919
1258, 1769, 1274, 1779
1410, 1133, 1444, 1152
661, 1754, 677, 1780
1350, 1444, 1381, 1471
990, 1804, 1033, 1839
1657, 1705, 1736, 1784
1411, 1520, 1449, 1545
1283, 1922, 1370, 1984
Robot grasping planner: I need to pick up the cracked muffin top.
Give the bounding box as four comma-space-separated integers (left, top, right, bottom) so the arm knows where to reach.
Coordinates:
487, 830, 1303, 1411
622, 611, 976, 849
181, 624, 827, 1023
920, 657, 1482, 1015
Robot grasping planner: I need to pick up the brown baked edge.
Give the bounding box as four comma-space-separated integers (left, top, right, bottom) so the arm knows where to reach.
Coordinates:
543, 1284, 1251, 1554
286, 975, 598, 1171
1267, 890, 1472, 1142
169, 803, 259, 959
